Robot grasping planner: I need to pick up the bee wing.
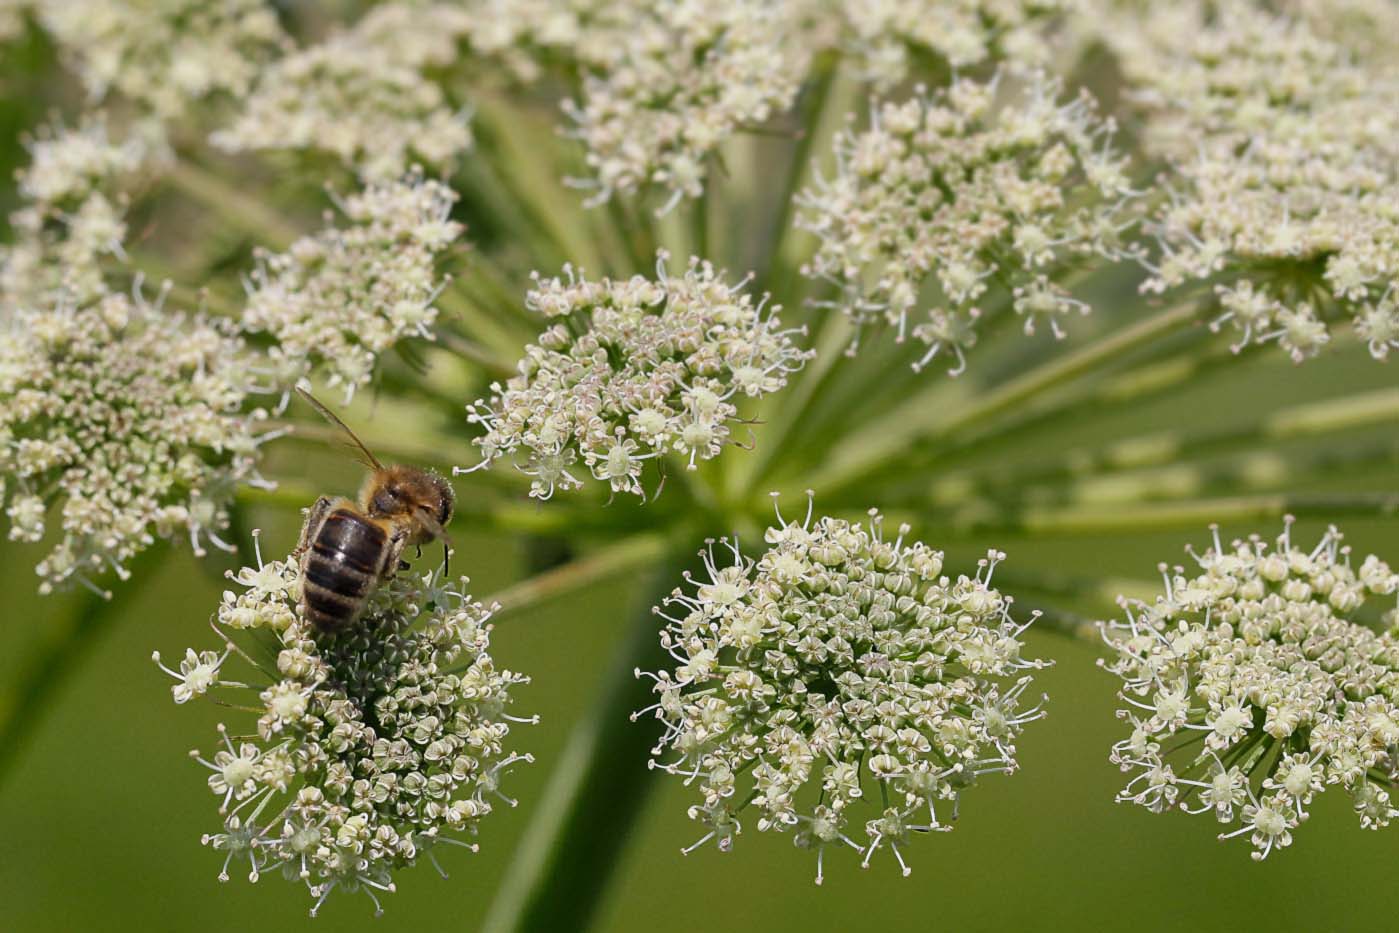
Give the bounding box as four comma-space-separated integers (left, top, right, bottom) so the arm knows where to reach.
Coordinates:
295, 386, 386, 472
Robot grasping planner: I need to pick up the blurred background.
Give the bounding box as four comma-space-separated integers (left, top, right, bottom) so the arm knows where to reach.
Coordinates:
3, 5, 1399, 932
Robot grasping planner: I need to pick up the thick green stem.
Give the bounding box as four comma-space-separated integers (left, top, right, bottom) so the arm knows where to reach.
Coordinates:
482, 547, 692, 933
0, 546, 166, 786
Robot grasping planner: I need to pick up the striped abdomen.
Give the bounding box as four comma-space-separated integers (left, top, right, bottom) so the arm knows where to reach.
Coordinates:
301, 508, 390, 632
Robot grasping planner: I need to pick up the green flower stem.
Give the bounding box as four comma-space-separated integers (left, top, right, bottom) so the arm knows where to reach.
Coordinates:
904, 388, 1399, 508
889, 338, 1254, 485
467, 96, 604, 272
482, 546, 694, 933
435, 328, 517, 379
0, 545, 167, 787
795, 300, 1205, 502
436, 287, 530, 369
926, 491, 1399, 537
726, 311, 853, 500
164, 157, 301, 249
606, 197, 660, 274
489, 533, 669, 618
690, 186, 710, 265
755, 50, 844, 297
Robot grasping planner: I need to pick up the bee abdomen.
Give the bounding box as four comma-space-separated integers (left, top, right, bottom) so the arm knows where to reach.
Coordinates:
301, 509, 389, 631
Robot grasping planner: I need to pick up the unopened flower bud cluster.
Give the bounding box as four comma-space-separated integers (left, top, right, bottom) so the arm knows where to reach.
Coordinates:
798, 72, 1136, 375
38, 0, 286, 118
1102, 521, 1399, 859
638, 506, 1048, 881
0, 291, 268, 594
1103, 2, 1399, 362
154, 542, 532, 916
241, 174, 463, 403
466, 255, 811, 499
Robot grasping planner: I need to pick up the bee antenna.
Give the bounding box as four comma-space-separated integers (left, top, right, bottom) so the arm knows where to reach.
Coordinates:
295, 385, 385, 471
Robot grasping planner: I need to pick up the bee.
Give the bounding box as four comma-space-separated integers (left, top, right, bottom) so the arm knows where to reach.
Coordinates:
292, 388, 455, 633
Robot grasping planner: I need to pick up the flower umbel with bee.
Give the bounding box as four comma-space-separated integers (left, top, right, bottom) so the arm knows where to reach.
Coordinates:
2, 0, 1399, 928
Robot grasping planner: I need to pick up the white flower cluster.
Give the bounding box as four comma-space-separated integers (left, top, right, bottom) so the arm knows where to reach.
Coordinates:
638, 505, 1048, 881
836, 0, 1073, 87
1102, 521, 1399, 859
212, 7, 471, 179
560, 0, 807, 209
798, 72, 1136, 374
0, 290, 268, 594
1106, 2, 1399, 361
241, 175, 463, 403
154, 541, 533, 916
1, 116, 166, 309
37, 0, 285, 118
466, 255, 811, 499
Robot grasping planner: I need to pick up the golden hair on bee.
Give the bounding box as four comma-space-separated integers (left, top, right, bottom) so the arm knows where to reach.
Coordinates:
293, 387, 456, 632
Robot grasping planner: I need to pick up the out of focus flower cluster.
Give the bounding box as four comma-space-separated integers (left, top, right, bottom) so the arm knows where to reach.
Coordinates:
466, 254, 811, 499
212, 4, 471, 179
154, 543, 532, 916
1102, 521, 1399, 859
241, 174, 463, 403
37, 0, 286, 118
1098, 1, 1399, 362
0, 289, 268, 594
638, 506, 1047, 881
1, 116, 167, 309
798, 72, 1136, 374
834, 0, 1073, 87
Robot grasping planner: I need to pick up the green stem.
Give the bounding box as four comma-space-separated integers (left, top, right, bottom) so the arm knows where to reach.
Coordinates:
0, 546, 166, 786
756, 51, 843, 299
165, 158, 301, 249
435, 327, 517, 379
490, 534, 669, 619
482, 546, 693, 933
933, 491, 1399, 537
799, 300, 1205, 502
468, 96, 601, 271
905, 389, 1399, 509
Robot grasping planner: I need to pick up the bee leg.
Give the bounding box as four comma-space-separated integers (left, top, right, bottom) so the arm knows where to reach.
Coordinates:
442, 543, 450, 577
398, 560, 410, 572
415, 544, 422, 559
295, 496, 337, 558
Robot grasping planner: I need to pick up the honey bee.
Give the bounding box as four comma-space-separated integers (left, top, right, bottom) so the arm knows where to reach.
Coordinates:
293, 388, 455, 633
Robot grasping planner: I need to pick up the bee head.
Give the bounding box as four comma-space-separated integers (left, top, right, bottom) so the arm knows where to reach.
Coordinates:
364, 466, 455, 538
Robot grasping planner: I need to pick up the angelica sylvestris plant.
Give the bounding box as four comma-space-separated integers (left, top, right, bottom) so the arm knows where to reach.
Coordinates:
1102, 521, 1399, 859
639, 503, 1047, 881
153, 536, 533, 915
1, 0, 1398, 927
